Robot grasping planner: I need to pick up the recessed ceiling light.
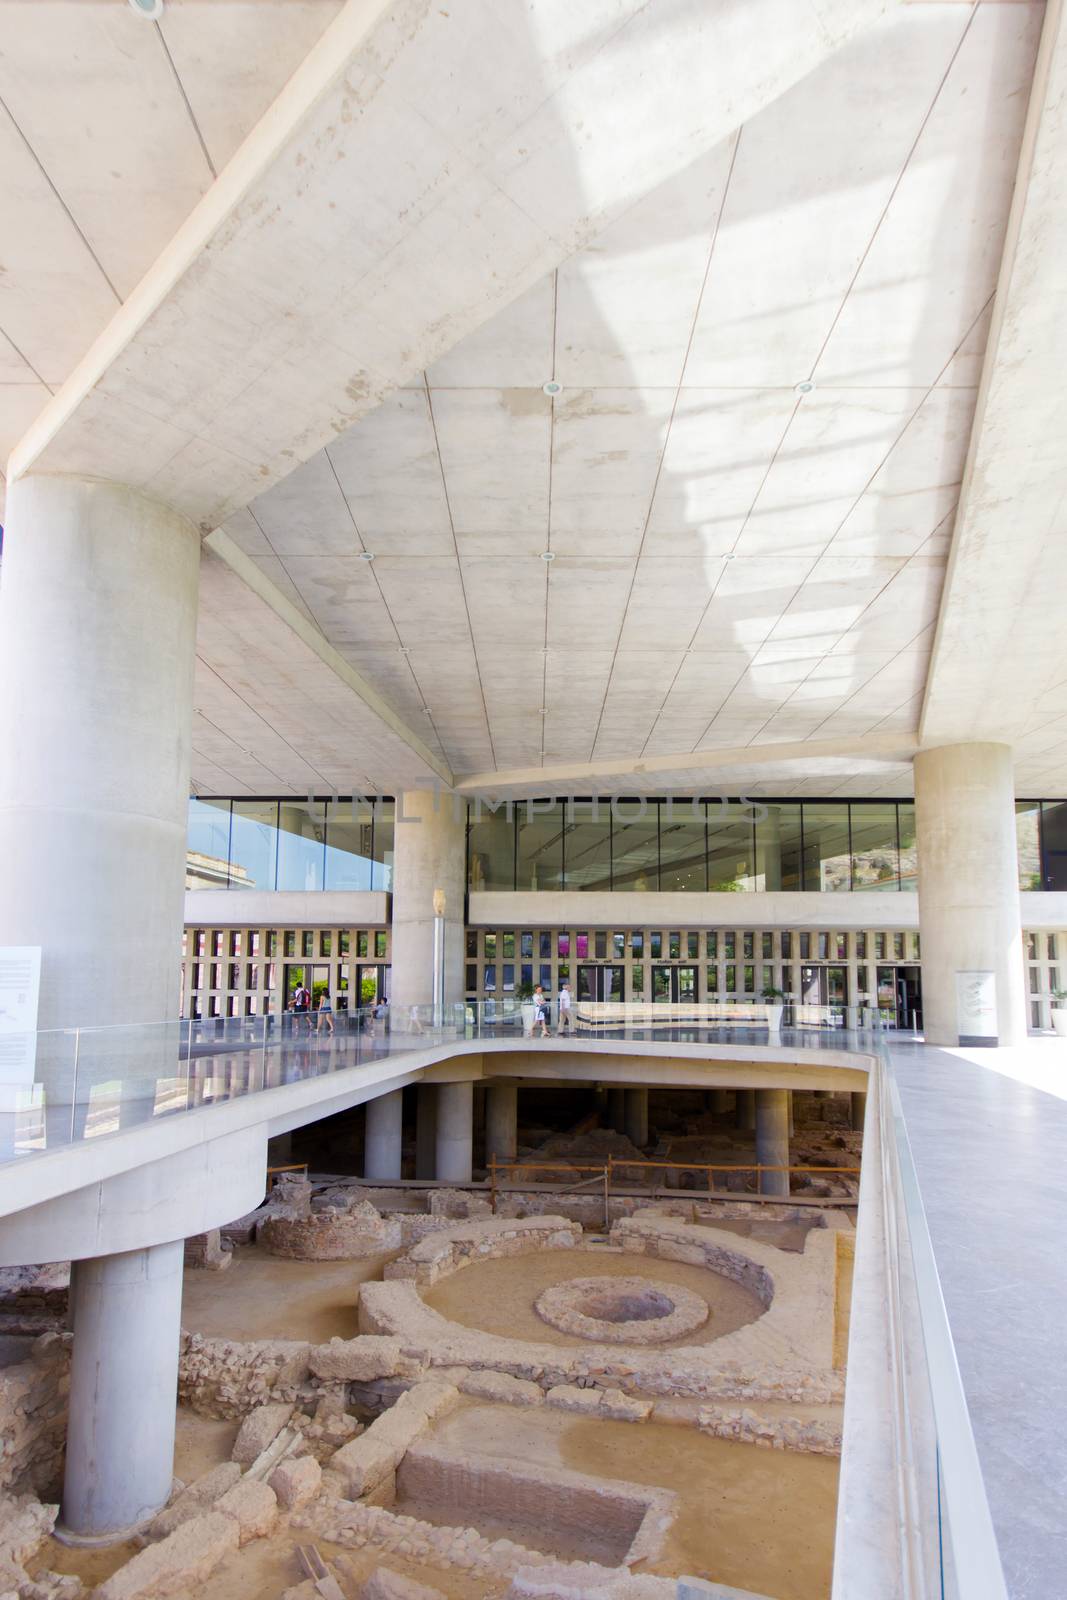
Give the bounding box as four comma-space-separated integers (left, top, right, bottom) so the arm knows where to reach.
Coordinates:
127, 0, 164, 17
722, 553, 736, 561
360, 551, 375, 561
794, 380, 815, 394
540, 551, 556, 562
421, 706, 433, 715
542, 381, 562, 397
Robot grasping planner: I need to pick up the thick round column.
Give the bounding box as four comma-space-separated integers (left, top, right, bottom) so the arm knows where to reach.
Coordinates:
915, 742, 1027, 1046
389, 791, 466, 1011
60, 1242, 184, 1542
0, 477, 199, 1031
735, 1089, 756, 1132
436, 1081, 473, 1183
364, 1089, 403, 1180
606, 1088, 626, 1133
850, 1092, 867, 1133
415, 1084, 438, 1179
625, 1088, 648, 1148
756, 1089, 790, 1198
485, 1084, 518, 1166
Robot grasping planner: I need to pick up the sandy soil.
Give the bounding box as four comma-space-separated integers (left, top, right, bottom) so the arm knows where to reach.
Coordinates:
419, 1400, 839, 1600
422, 1248, 765, 1349
180, 1243, 396, 1342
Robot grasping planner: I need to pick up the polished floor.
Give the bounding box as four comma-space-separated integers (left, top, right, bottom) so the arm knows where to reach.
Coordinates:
890, 1038, 1067, 1600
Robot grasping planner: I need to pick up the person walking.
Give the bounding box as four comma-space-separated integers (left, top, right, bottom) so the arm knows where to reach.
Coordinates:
532, 983, 550, 1038
292, 981, 312, 1035
315, 991, 334, 1036
557, 981, 573, 1035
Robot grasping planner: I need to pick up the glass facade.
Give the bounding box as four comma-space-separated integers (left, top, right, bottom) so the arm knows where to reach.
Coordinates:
186, 798, 395, 892
464, 798, 963, 893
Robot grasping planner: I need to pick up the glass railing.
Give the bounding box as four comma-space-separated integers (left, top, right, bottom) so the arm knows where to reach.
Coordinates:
0, 1000, 888, 1164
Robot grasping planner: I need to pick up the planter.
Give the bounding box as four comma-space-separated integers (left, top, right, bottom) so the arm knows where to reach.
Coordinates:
1052, 1009, 1067, 1038
520, 1002, 537, 1037
764, 1003, 784, 1033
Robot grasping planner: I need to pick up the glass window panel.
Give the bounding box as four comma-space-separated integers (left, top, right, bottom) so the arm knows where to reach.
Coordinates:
517, 803, 565, 891
893, 933, 905, 959
227, 800, 278, 889
613, 933, 626, 958
1042, 802, 1067, 891
754, 802, 803, 892
466, 965, 478, 991
761, 933, 772, 959
229, 931, 241, 956
799, 933, 811, 960
781, 931, 791, 959
801, 803, 851, 891
521, 963, 533, 990
631, 931, 644, 956
502, 932, 515, 959
856, 932, 867, 958
468, 805, 514, 890
563, 803, 612, 890
371, 799, 395, 891
668, 932, 681, 960
817, 932, 829, 959
875, 933, 887, 959
743, 933, 753, 959
484, 965, 496, 992
302, 931, 314, 957
659, 800, 707, 891
707, 932, 717, 958
631, 966, 644, 997
356, 931, 369, 958
324, 800, 374, 890
558, 962, 569, 981
484, 933, 497, 960
284, 931, 296, 957
277, 801, 326, 891
467, 930, 478, 958
611, 801, 659, 891
375, 931, 388, 958
743, 964, 755, 993
594, 932, 607, 959
723, 933, 735, 959
707, 801, 755, 890
650, 932, 662, 959
897, 803, 917, 893
502, 964, 515, 992
576, 933, 590, 959
836, 934, 848, 960
521, 932, 533, 958
850, 802, 900, 891
540, 964, 552, 988
725, 964, 736, 993
187, 798, 232, 889
687, 932, 699, 959
706, 965, 718, 992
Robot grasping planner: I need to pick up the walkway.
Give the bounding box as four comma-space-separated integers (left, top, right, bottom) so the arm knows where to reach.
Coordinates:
889, 1037, 1067, 1600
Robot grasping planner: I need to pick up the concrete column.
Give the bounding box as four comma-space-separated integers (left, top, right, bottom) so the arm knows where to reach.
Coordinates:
364, 1089, 403, 1180
436, 1081, 473, 1183
710, 1089, 732, 1113
389, 790, 466, 1011
60, 1241, 184, 1542
915, 742, 1027, 1047
0, 478, 199, 1032
415, 1084, 437, 1179
756, 1089, 790, 1198
606, 1088, 626, 1133
850, 1092, 867, 1133
485, 1084, 518, 1167
788, 1090, 795, 1136
625, 1087, 648, 1148
735, 1089, 756, 1132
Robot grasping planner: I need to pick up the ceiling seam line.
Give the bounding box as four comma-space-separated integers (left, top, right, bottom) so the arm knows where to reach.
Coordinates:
195, 653, 335, 789
154, 20, 218, 180
0, 92, 122, 303
542, 268, 559, 766
0, 325, 52, 391
423, 374, 497, 773
190, 689, 292, 789
589, 124, 743, 763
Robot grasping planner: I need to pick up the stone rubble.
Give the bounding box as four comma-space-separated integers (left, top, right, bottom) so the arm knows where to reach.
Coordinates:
231, 1401, 295, 1465
330, 1383, 459, 1499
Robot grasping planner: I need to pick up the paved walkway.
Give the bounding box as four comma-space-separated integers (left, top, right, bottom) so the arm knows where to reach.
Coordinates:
890, 1038, 1067, 1600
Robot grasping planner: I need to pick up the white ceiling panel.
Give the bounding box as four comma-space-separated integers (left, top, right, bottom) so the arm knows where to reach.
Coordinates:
433, 389, 551, 534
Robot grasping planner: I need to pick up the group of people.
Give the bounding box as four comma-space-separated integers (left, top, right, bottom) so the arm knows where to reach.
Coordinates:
288, 984, 334, 1036
528, 981, 573, 1037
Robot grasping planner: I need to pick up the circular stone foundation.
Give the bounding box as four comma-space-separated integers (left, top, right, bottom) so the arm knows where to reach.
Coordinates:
534, 1274, 709, 1344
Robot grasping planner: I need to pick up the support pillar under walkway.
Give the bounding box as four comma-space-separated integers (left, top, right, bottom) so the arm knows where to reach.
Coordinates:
415, 1084, 437, 1179
735, 1089, 756, 1132
756, 1089, 790, 1198
485, 1084, 518, 1166
436, 1082, 473, 1183
364, 1089, 403, 1180
60, 1242, 185, 1543
625, 1088, 648, 1149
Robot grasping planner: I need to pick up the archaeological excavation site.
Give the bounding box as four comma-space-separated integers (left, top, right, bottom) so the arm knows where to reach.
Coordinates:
0, 1080, 863, 1600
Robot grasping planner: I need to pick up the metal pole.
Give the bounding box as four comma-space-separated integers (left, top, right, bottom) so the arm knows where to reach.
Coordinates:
432, 887, 446, 1029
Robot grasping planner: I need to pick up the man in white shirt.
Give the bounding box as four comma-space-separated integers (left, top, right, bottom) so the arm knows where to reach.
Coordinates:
557, 982, 573, 1035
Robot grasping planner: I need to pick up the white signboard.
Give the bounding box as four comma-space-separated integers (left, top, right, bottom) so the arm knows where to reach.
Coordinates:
956, 969, 997, 1044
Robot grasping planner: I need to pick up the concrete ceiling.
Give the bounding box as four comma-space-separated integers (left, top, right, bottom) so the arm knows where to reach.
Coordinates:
209, 0, 1048, 796
3, 0, 1064, 802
